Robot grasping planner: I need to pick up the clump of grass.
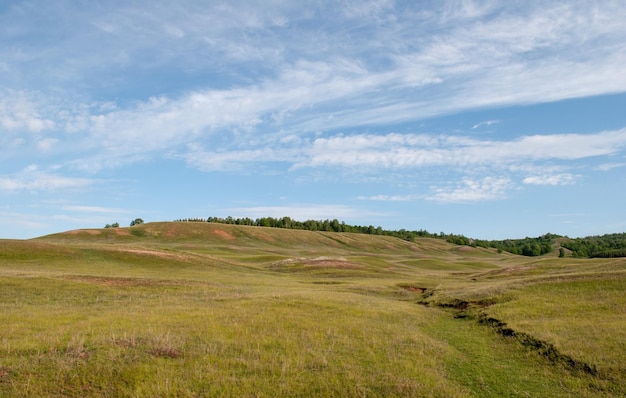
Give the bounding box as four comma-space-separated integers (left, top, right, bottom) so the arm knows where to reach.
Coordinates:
145, 333, 184, 359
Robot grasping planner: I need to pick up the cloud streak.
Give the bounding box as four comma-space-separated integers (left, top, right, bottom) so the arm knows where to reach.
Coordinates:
426, 177, 514, 203
0, 166, 94, 192
301, 129, 626, 169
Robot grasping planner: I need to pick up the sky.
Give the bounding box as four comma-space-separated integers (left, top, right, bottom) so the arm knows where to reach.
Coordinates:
1, 0, 626, 240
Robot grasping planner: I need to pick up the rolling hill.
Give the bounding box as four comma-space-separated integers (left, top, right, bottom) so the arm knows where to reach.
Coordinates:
0, 222, 624, 397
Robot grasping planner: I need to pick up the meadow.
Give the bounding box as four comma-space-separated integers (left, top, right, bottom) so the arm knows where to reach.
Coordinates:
0, 222, 624, 397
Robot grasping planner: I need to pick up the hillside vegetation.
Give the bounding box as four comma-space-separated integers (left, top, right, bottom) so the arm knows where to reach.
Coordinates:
174, 217, 626, 258
0, 222, 624, 397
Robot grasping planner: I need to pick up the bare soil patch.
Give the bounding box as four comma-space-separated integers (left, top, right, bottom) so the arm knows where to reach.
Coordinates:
63, 276, 167, 287
66, 229, 101, 235
114, 228, 131, 236
271, 256, 362, 269
256, 232, 276, 242
213, 229, 235, 240
401, 285, 428, 293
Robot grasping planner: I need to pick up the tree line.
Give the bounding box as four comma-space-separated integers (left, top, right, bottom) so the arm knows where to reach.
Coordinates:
445, 233, 557, 256
104, 218, 144, 229
559, 233, 626, 258
429, 231, 625, 258
175, 216, 435, 241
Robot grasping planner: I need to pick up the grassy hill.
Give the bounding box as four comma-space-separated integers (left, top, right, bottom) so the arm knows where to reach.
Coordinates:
0, 222, 624, 397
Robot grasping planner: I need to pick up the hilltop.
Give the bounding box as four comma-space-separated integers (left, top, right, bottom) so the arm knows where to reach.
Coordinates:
32, 221, 502, 278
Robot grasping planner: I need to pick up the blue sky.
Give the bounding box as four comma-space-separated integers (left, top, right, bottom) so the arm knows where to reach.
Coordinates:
1, 0, 626, 240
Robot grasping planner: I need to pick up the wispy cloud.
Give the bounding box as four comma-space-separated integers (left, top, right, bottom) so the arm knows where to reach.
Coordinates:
357, 194, 418, 202
523, 174, 577, 186
472, 120, 499, 129
174, 128, 626, 202
426, 177, 514, 203
299, 129, 626, 169
0, 90, 55, 133
63, 206, 130, 214
595, 162, 626, 171
0, 165, 94, 192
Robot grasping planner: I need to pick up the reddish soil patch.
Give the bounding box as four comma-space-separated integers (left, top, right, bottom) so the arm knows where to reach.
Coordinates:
272, 256, 361, 269
147, 347, 183, 358
256, 232, 276, 242
213, 229, 235, 240
303, 259, 360, 269
164, 225, 178, 238
67, 229, 101, 235
114, 228, 131, 236
402, 285, 427, 293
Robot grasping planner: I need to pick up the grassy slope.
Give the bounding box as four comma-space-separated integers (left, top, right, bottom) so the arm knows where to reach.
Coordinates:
0, 222, 624, 397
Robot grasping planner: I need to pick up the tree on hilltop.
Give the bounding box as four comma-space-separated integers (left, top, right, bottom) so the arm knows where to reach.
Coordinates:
130, 218, 144, 226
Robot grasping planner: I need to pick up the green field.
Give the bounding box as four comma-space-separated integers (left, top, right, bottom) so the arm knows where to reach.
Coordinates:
1, 222, 624, 397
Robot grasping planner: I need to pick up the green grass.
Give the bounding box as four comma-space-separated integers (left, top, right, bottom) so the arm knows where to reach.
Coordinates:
424, 312, 616, 397
0, 222, 624, 396
486, 278, 626, 388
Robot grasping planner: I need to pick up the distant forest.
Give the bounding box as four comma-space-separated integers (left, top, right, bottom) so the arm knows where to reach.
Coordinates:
560, 233, 626, 258
175, 217, 626, 258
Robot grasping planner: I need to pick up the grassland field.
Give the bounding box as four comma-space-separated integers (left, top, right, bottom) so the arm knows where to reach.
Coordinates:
0, 222, 624, 397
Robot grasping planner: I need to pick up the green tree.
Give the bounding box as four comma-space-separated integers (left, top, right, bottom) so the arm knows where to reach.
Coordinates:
130, 218, 144, 226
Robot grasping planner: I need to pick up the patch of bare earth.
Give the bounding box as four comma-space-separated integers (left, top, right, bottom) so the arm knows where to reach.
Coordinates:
67, 229, 101, 235
401, 285, 428, 293
114, 228, 131, 236
163, 224, 179, 238
256, 232, 276, 242
213, 229, 235, 240
271, 256, 362, 269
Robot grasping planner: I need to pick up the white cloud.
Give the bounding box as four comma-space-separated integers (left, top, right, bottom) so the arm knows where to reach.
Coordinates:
523, 174, 577, 186
472, 120, 499, 129
181, 144, 303, 172
357, 194, 418, 202
426, 177, 514, 203
595, 162, 626, 171
0, 166, 94, 192
63, 206, 130, 214
300, 128, 626, 169
0, 90, 54, 133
